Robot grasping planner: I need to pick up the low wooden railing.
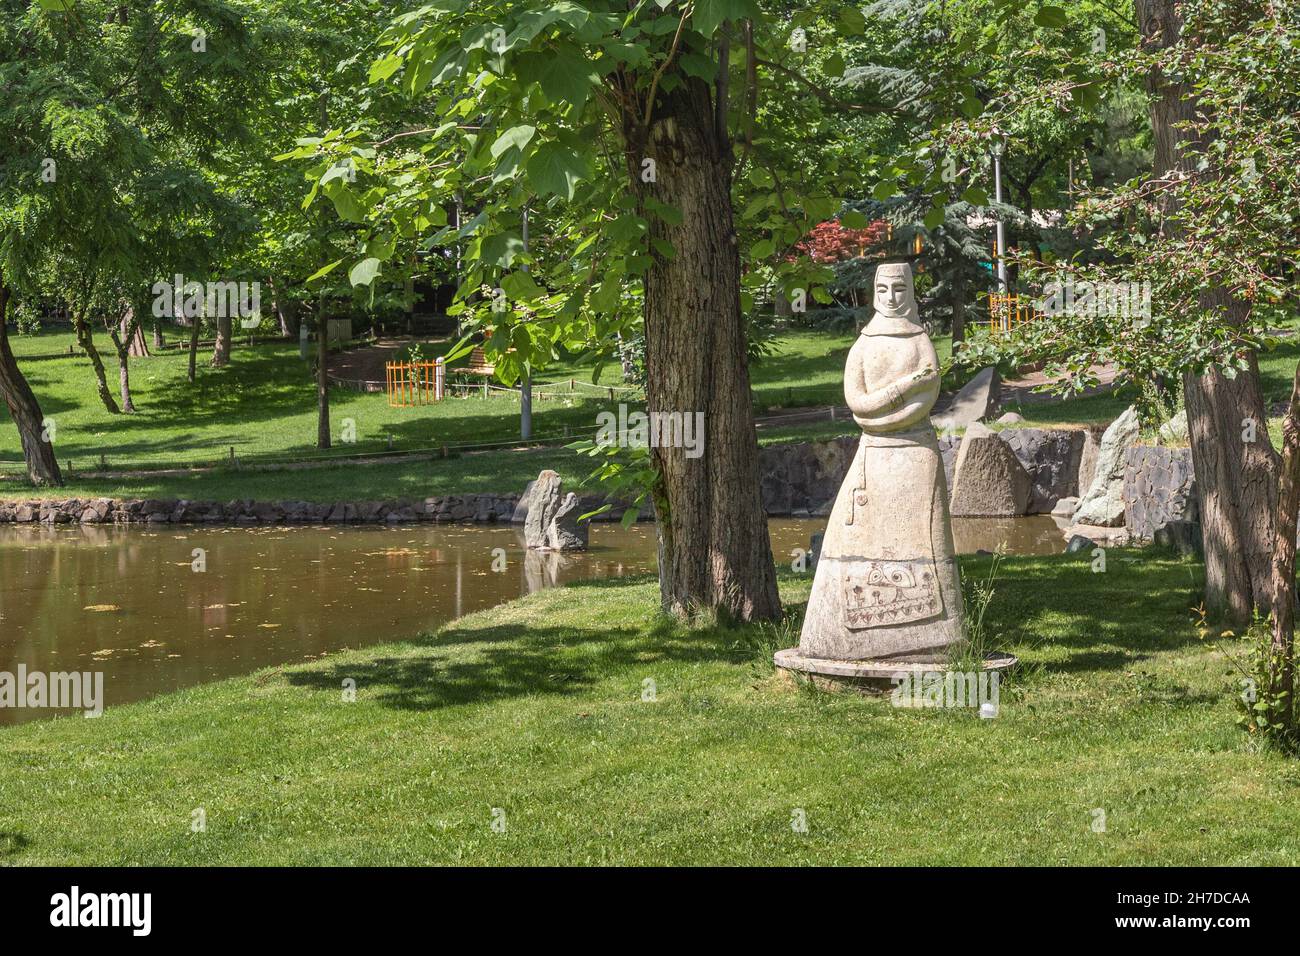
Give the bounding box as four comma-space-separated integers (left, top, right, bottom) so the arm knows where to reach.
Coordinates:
386, 358, 445, 406
987, 293, 1041, 336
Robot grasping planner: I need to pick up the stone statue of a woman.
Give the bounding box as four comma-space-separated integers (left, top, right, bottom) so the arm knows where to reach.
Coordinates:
794, 262, 964, 663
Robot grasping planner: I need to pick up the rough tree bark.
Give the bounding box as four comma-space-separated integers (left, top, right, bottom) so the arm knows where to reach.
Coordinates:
1268, 361, 1300, 737
211, 312, 231, 367
187, 316, 200, 383
1137, 0, 1278, 622
627, 75, 781, 622
0, 280, 62, 486
73, 309, 121, 414
106, 304, 142, 413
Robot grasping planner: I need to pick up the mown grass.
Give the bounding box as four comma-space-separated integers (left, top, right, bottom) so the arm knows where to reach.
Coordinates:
5, 325, 1295, 502
3, 552, 1297, 866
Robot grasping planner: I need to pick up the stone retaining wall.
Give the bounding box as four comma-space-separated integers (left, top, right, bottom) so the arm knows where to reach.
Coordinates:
761, 430, 1086, 517
0, 433, 1198, 531
0, 495, 523, 526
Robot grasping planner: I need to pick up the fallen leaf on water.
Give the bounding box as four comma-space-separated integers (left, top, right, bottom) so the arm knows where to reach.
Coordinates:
83, 605, 120, 612
258, 623, 281, 629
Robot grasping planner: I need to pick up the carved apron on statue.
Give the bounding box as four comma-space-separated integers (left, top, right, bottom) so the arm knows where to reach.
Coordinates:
798, 263, 964, 662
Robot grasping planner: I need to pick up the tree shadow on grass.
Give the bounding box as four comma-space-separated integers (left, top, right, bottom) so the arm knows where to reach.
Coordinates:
284, 612, 745, 712
974, 553, 1208, 677
0, 831, 31, 858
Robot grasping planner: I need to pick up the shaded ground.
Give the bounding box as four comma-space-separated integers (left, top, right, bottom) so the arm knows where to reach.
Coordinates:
2, 553, 1298, 865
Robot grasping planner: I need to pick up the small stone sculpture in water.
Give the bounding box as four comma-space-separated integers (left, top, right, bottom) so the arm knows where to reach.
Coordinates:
776, 263, 971, 685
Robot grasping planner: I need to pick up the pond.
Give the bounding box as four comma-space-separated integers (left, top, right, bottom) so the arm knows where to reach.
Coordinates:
0, 515, 1066, 723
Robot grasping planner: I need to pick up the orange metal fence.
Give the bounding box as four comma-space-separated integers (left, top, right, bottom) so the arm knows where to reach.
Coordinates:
386, 358, 445, 406
987, 293, 1041, 336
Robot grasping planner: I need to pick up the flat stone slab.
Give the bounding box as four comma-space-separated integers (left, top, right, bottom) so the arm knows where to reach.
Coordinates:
774, 647, 1018, 695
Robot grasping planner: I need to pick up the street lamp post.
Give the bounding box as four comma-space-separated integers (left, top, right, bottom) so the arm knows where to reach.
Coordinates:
520, 206, 532, 441
991, 133, 1009, 295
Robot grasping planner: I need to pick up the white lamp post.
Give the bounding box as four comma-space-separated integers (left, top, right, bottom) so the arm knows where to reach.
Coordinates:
991, 132, 1009, 295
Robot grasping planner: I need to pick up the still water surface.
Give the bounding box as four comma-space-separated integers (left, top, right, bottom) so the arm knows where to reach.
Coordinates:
0, 516, 1064, 723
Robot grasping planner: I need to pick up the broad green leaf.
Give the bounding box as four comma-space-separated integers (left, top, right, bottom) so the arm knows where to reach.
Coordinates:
526, 141, 589, 199
501, 271, 545, 300
369, 54, 405, 84
1034, 5, 1067, 28
349, 257, 383, 287
693, 0, 758, 37
490, 124, 536, 159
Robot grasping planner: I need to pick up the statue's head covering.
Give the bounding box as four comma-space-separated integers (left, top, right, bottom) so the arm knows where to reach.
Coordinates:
866, 262, 921, 335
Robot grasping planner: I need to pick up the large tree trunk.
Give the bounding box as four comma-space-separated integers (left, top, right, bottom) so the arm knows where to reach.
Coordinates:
211, 313, 231, 367
1268, 365, 1300, 738
0, 282, 62, 486
1138, 0, 1278, 621
629, 76, 780, 622
73, 312, 121, 414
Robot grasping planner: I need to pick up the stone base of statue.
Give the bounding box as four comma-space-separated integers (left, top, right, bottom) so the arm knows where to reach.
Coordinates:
773, 647, 1018, 696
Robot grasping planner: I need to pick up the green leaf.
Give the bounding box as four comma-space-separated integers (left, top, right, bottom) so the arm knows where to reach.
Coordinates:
1034, 5, 1067, 28
841, 210, 869, 229
369, 54, 404, 84
961, 186, 989, 206
872, 180, 898, 201
923, 206, 945, 230
837, 6, 866, 34
750, 238, 775, 259
490, 124, 537, 159
693, 0, 758, 37
325, 184, 366, 223
305, 258, 345, 283
526, 142, 589, 200
516, 50, 596, 108
37, 0, 74, 10
348, 257, 383, 287
501, 271, 545, 300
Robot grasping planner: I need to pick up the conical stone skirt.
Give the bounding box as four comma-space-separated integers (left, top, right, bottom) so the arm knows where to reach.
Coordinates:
798, 424, 964, 661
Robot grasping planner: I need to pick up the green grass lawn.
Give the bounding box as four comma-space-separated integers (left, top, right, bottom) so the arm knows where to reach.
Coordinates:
4, 324, 1296, 503
0, 329, 861, 476
3, 552, 1298, 865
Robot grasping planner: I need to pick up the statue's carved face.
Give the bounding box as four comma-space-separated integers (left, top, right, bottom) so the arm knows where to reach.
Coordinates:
874, 276, 911, 315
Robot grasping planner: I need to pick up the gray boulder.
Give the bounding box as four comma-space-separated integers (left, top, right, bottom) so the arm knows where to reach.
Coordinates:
1051, 496, 1080, 518
1072, 405, 1140, 527
1000, 428, 1086, 513
523, 471, 563, 548
1065, 534, 1096, 554
1158, 409, 1189, 445
547, 493, 590, 551
949, 422, 1032, 517
1154, 519, 1202, 557
511, 479, 537, 523
933, 367, 1001, 430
